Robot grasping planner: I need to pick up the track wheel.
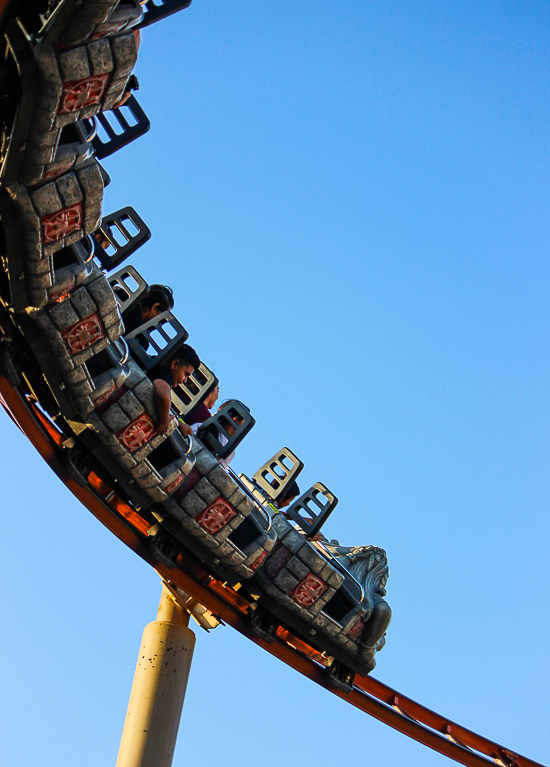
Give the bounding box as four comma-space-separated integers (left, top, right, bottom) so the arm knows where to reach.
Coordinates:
248, 604, 279, 643
146, 524, 179, 570
325, 658, 355, 693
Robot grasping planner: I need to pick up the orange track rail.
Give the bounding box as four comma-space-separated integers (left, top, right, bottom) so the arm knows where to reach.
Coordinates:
0, 371, 545, 767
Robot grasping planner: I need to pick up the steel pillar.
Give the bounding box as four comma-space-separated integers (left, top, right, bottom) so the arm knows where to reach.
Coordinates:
116, 585, 196, 767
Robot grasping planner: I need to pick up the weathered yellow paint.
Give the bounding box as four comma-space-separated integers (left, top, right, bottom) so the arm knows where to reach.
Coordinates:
116, 586, 196, 767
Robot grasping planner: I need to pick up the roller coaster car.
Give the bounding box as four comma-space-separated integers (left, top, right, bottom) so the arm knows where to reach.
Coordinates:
235, 449, 387, 677
154, 405, 279, 583
0, 0, 388, 689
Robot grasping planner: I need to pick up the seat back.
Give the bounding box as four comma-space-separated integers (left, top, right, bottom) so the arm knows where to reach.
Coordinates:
197, 400, 255, 460
91, 96, 150, 160
286, 482, 338, 537
108, 265, 148, 318
171, 362, 217, 417
93, 207, 151, 271
126, 311, 188, 370
252, 447, 304, 504
137, 0, 192, 29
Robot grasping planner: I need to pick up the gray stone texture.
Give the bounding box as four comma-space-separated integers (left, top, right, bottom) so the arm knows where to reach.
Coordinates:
56, 173, 83, 206
71, 335, 109, 367
70, 393, 91, 413
20, 163, 44, 187
318, 614, 342, 637
327, 568, 345, 589
70, 378, 94, 396
59, 18, 96, 45
138, 470, 163, 489
194, 448, 218, 476
25, 143, 57, 165
48, 299, 79, 331
131, 462, 153, 479
88, 39, 114, 75
180, 490, 207, 519
286, 555, 310, 581
178, 515, 207, 539
162, 501, 187, 527
77, 161, 103, 200
106, 318, 124, 342
26, 257, 51, 276
220, 548, 247, 567
27, 271, 53, 289
58, 47, 91, 82
22, 233, 43, 262
101, 402, 130, 432
32, 44, 62, 117
118, 390, 145, 420
226, 485, 247, 509
70, 286, 97, 318
65, 366, 88, 384
78, 104, 101, 120
278, 593, 303, 615
43, 239, 67, 257
111, 32, 138, 71
194, 477, 220, 506
65, 228, 85, 247
117, 452, 137, 469
101, 307, 121, 328
318, 562, 336, 584
95, 427, 127, 456
207, 464, 237, 498
271, 513, 293, 538
297, 543, 325, 575
309, 586, 334, 616
191, 437, 205, 455
9, 184, 40, 229
312, 614, 329, 631
102, 78, 127, 111
32, 128, 59, 149
257, 576, 283, 599
55, 113, 81, 129
216, 541, 236, 558
84, 208, 102, 236
145, 486, 167, 503
228, 512, 245, 529
160, 469, 184, 493
274, 569, 300, 594
31, 183, 62, 217
235, 496, 254, 518
132, 379, 156, 416
213, 523, 235, 544
132, 442, 153, 463
123, 360, 146, 389
283, 529, 306, 555
86, 276, 117, 316
200, 535, 220, 552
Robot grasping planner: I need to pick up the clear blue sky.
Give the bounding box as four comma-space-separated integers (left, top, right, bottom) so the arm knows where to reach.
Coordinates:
1, 2, 548, 766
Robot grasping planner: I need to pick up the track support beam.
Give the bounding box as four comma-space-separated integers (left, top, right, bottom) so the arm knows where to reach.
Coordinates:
116, 585, 196, 767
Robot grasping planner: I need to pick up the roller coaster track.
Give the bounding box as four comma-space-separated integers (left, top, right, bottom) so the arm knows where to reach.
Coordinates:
0, 2, 545, 764
0, 371, 544, 767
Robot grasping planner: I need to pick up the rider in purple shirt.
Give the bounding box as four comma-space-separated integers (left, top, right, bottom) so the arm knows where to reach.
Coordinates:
184, 382, 219, 430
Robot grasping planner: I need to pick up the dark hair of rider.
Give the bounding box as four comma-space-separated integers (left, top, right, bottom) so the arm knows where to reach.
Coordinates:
142, 284, 174, 312
278, 480, 300, 506
166, 343, 200, 372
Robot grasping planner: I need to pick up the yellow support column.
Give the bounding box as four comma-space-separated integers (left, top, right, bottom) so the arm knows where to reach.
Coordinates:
116, 585, 196, 767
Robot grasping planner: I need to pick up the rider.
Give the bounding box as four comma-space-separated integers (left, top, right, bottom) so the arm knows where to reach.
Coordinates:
152, 343, 200, 438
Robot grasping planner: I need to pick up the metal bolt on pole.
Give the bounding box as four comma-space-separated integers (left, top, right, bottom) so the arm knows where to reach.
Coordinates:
116, 584, 196, 767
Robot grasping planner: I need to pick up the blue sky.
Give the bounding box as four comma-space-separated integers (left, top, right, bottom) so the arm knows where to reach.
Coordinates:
1, 2, 549, 766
